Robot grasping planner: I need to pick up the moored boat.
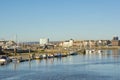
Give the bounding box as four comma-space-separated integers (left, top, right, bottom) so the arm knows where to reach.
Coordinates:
47, 54, 54, 58
40, 54, 47, 59
0, 55, 11, 65
69, 51, 78, 55
54, 53, 62, 57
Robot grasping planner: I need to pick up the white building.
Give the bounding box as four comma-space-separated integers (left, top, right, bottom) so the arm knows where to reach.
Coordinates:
62, 39, 74, 47
39, 38, 49, 46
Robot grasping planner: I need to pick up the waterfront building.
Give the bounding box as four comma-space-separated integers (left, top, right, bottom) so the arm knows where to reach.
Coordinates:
0, 40, 16, 49
39, 38, 49, 46
83, 40, 109, 48
111, 36, 120, 46
89, 40, 96, 48
59, 39, 110, 48
73, 41, 81, 47
112, 40, 120, 46
61, 39, 74, 47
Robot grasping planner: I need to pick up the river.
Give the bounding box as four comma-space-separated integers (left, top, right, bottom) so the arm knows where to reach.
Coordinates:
0, 50, 120, 80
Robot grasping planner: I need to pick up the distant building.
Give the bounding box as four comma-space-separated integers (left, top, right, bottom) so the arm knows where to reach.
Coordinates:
83, 40, 109, 48
61, 39, 74, 47
112, 36, 120, 46
73, 41, 81, 47
0, 40, 16, 49
112, 40, 120, 46
39, 38, 49, 46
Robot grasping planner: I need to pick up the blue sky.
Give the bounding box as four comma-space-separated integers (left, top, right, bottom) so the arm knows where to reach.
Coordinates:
0, 0, 120, 41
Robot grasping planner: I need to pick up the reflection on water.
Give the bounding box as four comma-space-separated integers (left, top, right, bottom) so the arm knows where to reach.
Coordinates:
0, 50, 120, 80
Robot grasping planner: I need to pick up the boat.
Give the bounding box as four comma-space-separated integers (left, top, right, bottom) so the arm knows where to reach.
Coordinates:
54, 53, 62, 57
40, 54, 47, 59
69, 51, 78, 55
47, 54, 54, 58
12, 56, 25, 63
85, 49, 103, 54
0, 55, 11, 65
34, 55, 41, 59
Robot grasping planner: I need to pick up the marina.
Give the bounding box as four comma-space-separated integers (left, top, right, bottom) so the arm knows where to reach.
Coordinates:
0, 49, 120, 80
0, 51, 79, 64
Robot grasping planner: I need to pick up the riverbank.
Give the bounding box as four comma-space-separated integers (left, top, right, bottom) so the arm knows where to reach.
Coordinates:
93, 46, 120, 50
1, 46, 120, 65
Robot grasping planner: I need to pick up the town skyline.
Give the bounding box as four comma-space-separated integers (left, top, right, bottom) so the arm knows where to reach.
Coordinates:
0, 0, 120, 41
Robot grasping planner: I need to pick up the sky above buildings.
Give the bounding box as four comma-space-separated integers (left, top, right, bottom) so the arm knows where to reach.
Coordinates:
0, 0, 120, 41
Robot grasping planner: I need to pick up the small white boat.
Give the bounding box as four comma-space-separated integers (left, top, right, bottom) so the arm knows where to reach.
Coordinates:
34, 55, 41, 59
0, 56, 11, 65
48, 54, 54, 58
86, 49, 103, 54
34, 56, 40, 59
40, 54, 47, 59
